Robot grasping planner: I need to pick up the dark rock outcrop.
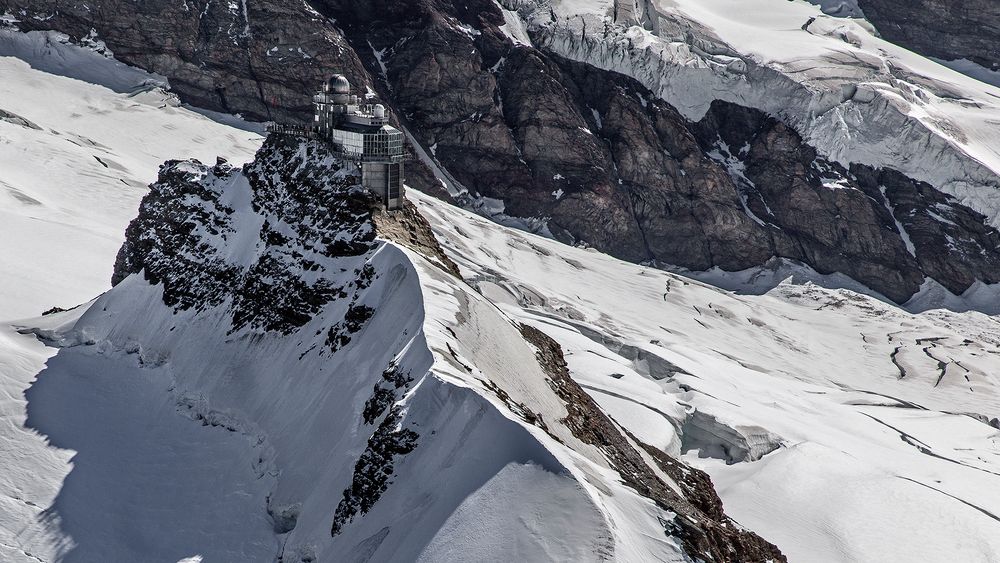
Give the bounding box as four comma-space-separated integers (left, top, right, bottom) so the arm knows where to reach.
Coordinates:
372, 202, 462, 278
113, 134, 378, 333
858, 0, 1000, 71
5, 0, 371, 122
521, 323, 786, 562
330, 404, 419, 537
693, 101, 1000, 301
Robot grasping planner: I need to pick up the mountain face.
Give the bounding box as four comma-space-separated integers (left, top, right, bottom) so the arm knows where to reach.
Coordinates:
6, 0, 1000, 305
1, 0, 370, 122
858, 0, 1000, 71
27, 134, 784, 561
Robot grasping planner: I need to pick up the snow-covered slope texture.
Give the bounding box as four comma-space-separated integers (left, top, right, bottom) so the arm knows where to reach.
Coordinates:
506, 0, 1000, 227
409, 188, 1000, 562
0, 135, 784, 562
0, 29, 262, 319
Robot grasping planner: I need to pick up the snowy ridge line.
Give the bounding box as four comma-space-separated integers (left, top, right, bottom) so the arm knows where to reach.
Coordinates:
501, 0, 1000, 227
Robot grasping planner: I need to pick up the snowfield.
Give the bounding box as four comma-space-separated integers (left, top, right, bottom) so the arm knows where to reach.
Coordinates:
0, 29, 262, 319
3, 177, 997, 560
411, 188, 1000, 562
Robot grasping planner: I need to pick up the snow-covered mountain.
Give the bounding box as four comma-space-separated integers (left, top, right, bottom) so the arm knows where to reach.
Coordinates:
2, 133, 786, 561
3, 115, 999, 561
2, 4, 1000, 563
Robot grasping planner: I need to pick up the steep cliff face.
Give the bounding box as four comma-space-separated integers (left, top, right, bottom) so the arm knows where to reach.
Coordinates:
692, 101, 1000, 302
3, 0, 371, 121
858, 0, 1000, 71
6, 0, 1000, 304
87, 134, 785, 561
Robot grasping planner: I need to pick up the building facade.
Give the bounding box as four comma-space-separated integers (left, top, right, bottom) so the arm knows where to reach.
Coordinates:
312, 74, 406, 210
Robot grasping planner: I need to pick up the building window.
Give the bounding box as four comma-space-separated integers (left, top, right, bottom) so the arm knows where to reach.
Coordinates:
387, 164, 402, 200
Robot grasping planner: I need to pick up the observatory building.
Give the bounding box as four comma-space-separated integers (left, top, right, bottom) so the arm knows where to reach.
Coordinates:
312, 74, 406, 210
269, 74, 408, 209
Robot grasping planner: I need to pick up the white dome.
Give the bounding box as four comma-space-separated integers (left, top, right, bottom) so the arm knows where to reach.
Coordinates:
328, 74, 350, 94
373, 104, 386, 118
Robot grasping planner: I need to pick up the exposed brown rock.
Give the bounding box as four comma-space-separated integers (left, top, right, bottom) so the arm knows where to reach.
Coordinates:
372, 201, 462, 278
520, 323, 786, 562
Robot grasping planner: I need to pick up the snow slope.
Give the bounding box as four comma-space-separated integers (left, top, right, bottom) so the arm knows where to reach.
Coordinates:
0, 146, 735, 562
507, 0, 1000, 227
13, 155, 990, 561
8, 174, 998, 561
0, 29, 262, 319
410, 188, 1000, 562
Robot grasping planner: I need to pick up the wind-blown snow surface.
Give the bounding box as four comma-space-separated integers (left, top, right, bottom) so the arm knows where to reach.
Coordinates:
0, 29, 262, 319
409, 189, 1000, 562
507, 0, 1000, 227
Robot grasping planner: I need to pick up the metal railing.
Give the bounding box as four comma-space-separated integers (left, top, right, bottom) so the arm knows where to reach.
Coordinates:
331, 148, 410, 163
265, 123, 317, 138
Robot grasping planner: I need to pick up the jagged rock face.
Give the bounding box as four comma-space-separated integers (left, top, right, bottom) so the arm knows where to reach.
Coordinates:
693, 101, 1000, 301
858, 0, 1000, 71
113, 135, 379, 333
302, 0, 1000, 302
11, 0, 1000, 302
4, 0, 372, 122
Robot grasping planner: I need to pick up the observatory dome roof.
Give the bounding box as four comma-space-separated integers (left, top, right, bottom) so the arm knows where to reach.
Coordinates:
328, 74, 351, 94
